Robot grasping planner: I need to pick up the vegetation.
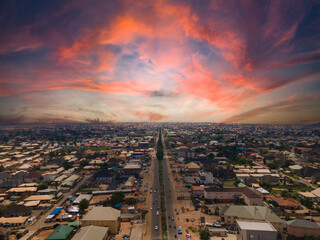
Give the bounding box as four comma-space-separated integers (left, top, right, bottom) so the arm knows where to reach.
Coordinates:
199, 229, 210, 240
38, 181, 49, 190
157, 128, 167, 236
79, 199, 89, 212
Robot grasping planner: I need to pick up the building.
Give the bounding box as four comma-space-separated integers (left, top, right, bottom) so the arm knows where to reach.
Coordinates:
220, 205, 283, 232
123, 163, 141, 176
204, 187, 263, 206
72, 225, 109, 240
236, 220, 277, 240
3, 204, 31, 217
93, 169, 113, 183
73, 194, 92, 205
199, 172, 214, 184
82, 207, 121, 234
286, 219, 320, 238
46, 225, 74, 240
185, 162, 200, 172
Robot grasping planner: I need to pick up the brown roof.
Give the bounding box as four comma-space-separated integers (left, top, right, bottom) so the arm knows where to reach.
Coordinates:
205, 187, 261, 199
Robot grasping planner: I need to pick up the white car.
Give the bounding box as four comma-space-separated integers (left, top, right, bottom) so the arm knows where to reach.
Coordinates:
155, 226, 158, 230
156, 211, 159, 216
150, 207, 153, 210
186, 234, 191, 240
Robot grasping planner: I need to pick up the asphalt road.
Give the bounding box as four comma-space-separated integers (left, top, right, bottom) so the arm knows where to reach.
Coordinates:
162, 133, 179, 240
151, 146, 161, 240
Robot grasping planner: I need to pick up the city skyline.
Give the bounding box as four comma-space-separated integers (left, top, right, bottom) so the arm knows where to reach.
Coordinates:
1, 0, 320, 124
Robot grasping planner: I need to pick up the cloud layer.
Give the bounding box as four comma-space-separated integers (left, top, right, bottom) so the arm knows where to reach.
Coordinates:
0, 0, 320, 124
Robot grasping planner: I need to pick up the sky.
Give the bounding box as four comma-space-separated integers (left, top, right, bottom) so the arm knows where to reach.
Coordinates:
0, 0, 320, 124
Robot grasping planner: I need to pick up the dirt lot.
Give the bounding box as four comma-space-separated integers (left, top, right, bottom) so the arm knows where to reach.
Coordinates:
31, 229, 54, 240
115, 222, 132, 240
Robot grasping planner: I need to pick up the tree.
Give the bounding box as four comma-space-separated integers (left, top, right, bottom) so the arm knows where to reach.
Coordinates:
79, 199, 89, 212
110, 192, 125, 205
125, 198, 137, 205
38, 182, 49, 190
233, 179, 241, 186
63, 161, 73, 170
199, 229, 210, 240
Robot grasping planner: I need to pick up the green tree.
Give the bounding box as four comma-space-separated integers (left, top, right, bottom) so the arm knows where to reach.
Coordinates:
199, 229, 210, 240
125, 198, 137, 205
79, 199, 89, 212
63, 161, 73, 170
110, 192, 125, 205
38, 182, 49, 190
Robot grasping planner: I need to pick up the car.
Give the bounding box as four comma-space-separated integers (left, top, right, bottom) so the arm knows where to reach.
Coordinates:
174, 226, 176, 229
191, 218, 194, 222
150, 207, 153, 210
174, 235, 177, 238
186, 234, 191, 240
155, 199, 158, 202
171, 217, 174, 220
169, 225, 171, 228
156, 211, 159, 216
213, 221, 222, 227
155, 226, 158, 230
154, 190, 156, 193
150, 190, 152, 193
168, 216, 170, 219
178, 226, 182, 234
186, 218, 189, 222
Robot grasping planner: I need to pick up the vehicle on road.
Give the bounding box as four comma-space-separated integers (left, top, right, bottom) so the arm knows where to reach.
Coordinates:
178, 226, 182, 234
171, 217, 174, 221
156, 211, 159, 216
155, 226, 158, 230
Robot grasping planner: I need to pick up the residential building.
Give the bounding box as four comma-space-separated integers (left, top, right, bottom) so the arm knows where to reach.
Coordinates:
72, 225, 109, 240
220, 205, 283, 232
236, 220, 277, 240
204, 187, 263, 206
286, 219, 320, 238
81, 207, 121, 234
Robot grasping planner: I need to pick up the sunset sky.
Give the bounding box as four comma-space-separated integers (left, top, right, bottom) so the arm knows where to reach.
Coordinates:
0, 0, 320, 124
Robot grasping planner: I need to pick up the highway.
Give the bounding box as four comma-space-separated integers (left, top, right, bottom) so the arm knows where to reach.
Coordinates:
162, 132, 179, 240
151, 139, 161, 240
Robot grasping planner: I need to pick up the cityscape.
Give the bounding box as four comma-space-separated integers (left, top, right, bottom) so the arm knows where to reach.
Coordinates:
0, 1, 320, 240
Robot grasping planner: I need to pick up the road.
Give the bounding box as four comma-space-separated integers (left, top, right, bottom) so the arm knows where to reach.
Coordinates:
162, 131, 179, 240
20, 174, 92, 240
151, 139, 161, 240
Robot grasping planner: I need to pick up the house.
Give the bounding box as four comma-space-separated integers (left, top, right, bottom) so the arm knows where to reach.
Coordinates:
72, 225, 109, 240
25, 171, 42, 183
265, 195, 300, 209
123, 163, 141, 176
93, 169, 113, 182
46, 225, 74, 240
236, 220, 277, 240
0, 172, 10, 184
73, 194, 92, 205
198, 172, 214, 184
176, 146, 194, 158
286, 219, 320, 238
3, 204, 31, 217
311, 188, 320, 203
185, 162, 200, 173
82, 207, 121, 234
298, 192, 317, 202
220, 205, 283, 232
0, 227, 9, 240
204, 187, 263, 206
